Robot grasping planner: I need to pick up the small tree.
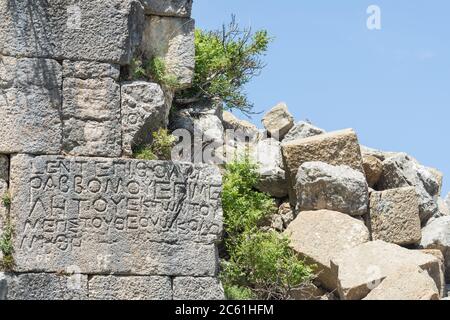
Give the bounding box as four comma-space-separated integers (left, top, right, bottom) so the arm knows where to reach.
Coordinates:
176, 16, 272, 116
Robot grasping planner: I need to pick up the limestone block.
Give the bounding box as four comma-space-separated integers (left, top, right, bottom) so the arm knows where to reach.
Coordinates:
143, 16, 195, 88
362, 155, 383, 188
282, 129, 364, 204
331, 240, 444, 300
121, 82, 170, 157
62, 78, 121, 157
63, 61, 120, 80
222, 111, 261, 143
283, 121, 325, 143
0, 56, 62, 154
262, 103, 294, 139
9, 155, 223, 276
0, 0, 144, 65
295, 162, 369, 216
173, 277, 225, 300
0, 273, 88, 300
89, 275, 172, 300
420, 249, 446, 296
369, 187, 422, 245
284, 210, 370, 290
140, 0, 193, 17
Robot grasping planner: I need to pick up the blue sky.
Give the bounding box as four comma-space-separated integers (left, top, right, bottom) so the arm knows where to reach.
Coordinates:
193, 0, 450, 197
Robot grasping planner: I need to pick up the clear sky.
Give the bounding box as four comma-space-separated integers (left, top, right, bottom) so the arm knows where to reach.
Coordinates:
193, 0, 450, 197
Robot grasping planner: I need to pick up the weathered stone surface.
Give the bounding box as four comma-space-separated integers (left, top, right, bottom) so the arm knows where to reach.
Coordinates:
143, 16, 195, 88
62, 77, 121, 157
222, 111, 261, 143
267, 202, 295, 232
377, 153, 440, 223
0, 273, 88, 300
262, 103, 294, 139
173, 277, 225, 300
362, 155, 383, 188
0, 56, 62, 154
331, 240, 444, 300
369, 187, 422, 245
140, 0, 193, 17
63, 61, 120, 80
283, 121, 325, 143
428, 168, 443, 195
296, 162, 369, 216
255, 139, 288, 198
121, 82, 169, 157
9, 155, 222, 276
420, 249, 446, 296
0, 0, 144, 65
420, 216, 450, 282
285, 210, 370, 290
89, 275, 172, 300
360, 145, 398, 162
363, 266, 439, 300
282, 129, 364, 204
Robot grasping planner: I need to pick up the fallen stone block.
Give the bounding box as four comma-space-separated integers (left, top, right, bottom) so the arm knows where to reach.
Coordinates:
369, 187, 422, 246
262, 103, 294, 140
140, 0, 193, 17
121, 82, 170, 157
296, 162, 369, 216
331, 240, 444, 300
142, 15, 195, 88
0, 0, 144, 65
62, 77, 121, 157
284, 210, 370, 290
377, 153, 440, 223
282, 128, 364, 204
222, 111, 261, 143
0, 273, 88, 300
362, 155, 383, 188
0, 56, 62, 154
420, 216, 450, 282
173, 277, 225, 300
420, 249, 446, 296
283, 121, 325, 143
89, 275, 172, 300
363, 266, 439, 300
9, 155, 222, 276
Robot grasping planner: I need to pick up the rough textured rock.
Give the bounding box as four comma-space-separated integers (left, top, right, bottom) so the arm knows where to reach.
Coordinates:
295, 162, 369, 216
140, 0, 193, 17
0, 56, 62, 154
262, 103, 294, 139
331, 240, 444, 300
142, 16, 195, 88
0, 273, 88, 300
420, 249, 446, 296
285, 210, 370, 290
428, 168, 443, 195
377, 153, 440, 223
283, 121, 325, 143
255, 139, 288, 198
420, 216, 450, 282
363, 266, 439, 300
267, 202, 295, 232
282, 129, 364, 204
222, 111, 261, 143
173, 277, 225, 300
9, 155, 222, 276
362, 155, 383, 188
121, 82, 169, 156
0, 0, 144, 65
63, 61, 120, 80
360, 145, 398, 162
369, 187, 422, 245
89, 276, 172, 300
62, 77, 121, 157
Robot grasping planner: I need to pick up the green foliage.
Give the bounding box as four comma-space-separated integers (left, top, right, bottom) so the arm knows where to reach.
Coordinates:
134, 128, 176, 161
220, 158, 314, 300
0, 223, 14, 271
129, 56, 179, 89
2, 192, 11, 208
176, 16, 272, 115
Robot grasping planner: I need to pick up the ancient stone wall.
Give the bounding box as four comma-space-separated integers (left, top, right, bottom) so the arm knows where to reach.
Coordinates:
0, 0, 224, 300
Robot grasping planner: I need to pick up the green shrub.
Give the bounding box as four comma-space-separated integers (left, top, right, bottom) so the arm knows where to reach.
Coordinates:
134, 128, 176, 161
0, 223, 14, 271
2, 192, 11, 208
176, 16, 272, 115
129, 56, 179, 89
220, 158, 314, 300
